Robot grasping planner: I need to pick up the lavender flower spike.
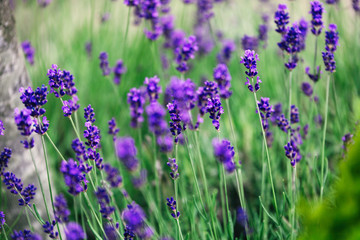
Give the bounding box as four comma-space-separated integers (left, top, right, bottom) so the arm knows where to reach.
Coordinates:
99, 52, 111, 76
65, 222, 86, 240
213, 64, 232, 99
310, 1, 324, 36
115, 137, 139, 172
127, 88, 146, 128
113, 60, 127, 85
274, 4, 290, 35
166, 197, 180, 219
212, 138, 236, 173
240, 50, 262, 92
0, 211, 5, 229
144, 76, 162, 102
0, 120, 4, 135
21, 41, 35, 65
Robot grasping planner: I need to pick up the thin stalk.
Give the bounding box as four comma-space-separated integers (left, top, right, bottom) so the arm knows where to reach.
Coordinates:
123, 7, 131, 57
69, 116, 82, 140
225, 99, 247, 211
193, 131, 218, 239
313, 37, 318, 76
45, 133, 66, 161
222, 165, 232, 239
2, 226, 9, 240
175, 143, 179, 205
25, 208, 34, 232
40, 135, 63, 240
219, 163, 227, 236
152, 134, 161, 207
176, 218, 185, 240
320, 74, 331, 200
29, 149, 51, 222
251, 79, 278, 217
291, 165, 297, 240
83, 192, 107, 237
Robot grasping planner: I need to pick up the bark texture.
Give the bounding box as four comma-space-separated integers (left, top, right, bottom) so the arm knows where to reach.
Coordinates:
0, 0, 50, 234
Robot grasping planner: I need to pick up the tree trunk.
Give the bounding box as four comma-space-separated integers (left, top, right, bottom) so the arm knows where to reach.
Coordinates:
0, 0, 50, 235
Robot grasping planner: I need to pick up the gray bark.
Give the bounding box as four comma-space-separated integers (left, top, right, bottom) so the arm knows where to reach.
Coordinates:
0, 0, 50, 235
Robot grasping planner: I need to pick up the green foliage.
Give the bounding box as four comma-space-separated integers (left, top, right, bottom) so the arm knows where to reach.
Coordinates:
299, 131, 360, 240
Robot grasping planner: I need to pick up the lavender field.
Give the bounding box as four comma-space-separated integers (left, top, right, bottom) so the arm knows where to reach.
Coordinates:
0, 0, 360, 239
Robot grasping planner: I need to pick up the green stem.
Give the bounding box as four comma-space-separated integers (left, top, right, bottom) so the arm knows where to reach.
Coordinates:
222, 165, 232, 239
45, 133, 66, 161
193, 131, 218, 239
40, 135, 63, 240
152, 134, 161, 208
25, 208, 34, 232
251, 80, 279, 217
320, 74, 331, 200
176, 218, 185, 240
123, 7, 131, 57
2, 226, 9, 240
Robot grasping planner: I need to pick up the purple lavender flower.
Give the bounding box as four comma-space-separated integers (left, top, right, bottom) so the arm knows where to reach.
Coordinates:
21, 41, 35, 65
144, 21, 163, 41
0, 147, 12, 174
108, 118, 120, 139
310, 1, 324, 36
274, 4, 290, 35
257, 97, 274, 131
206, 95, 224, 130
104, 163, 123, 188
303, 124, 309, 139
144, 76, 162, 102
212, 138, 236, 173
298, 18, 308, 50
240, 50, 262, 92
127, 88, 146, 128
237, 207, 248, 228
276, 114, 290, 133
113, 60, 127, 85
196, 0, 214, 24
132, 169, 147, 189
167, 158, 179, 180
42, 220, 58, 239
0, 120, 4, 135
33, 116, 49, 135
241, 35, 259, 51
164, 29, 185, 49
122, 202, 146, 231
342, 133, 354, 153
65, 222, 86, 240
213, 64, 232, 99
217, 40, 236, 64
99, 52, 111, 76
174, 35, 198, 73
278, 23, 301, 70
258, 24, 268, 48
290, 105, 299, 124
146, 101, 167, 136
3, 171, 23, 195
322, 51, 336, 73
19, 85, 48, 117
284, 140, 301, 166
301, 82, 313, 97
95, 187, 116, 220
62, 95, 80, 117
60, 159, 88, 196
104, 224, 118, 240
54, 194, 70, 223
83, 121, 101, 150
0, 211, 5, 229
167, 101, 183, 143
325, 24, 339, 53
326, 0, 339, 4
38, 0, 52, 7
47, 64, 77, 98
84, 105, 95, 123
157, 135, 174, 153
166, 197, 180, 219
305, 66, 322, 82
124, 0, 140, 6
195, 81, 218, 128
14, 108, 34, 148
124, 225, 135, 239
11, 229, 42, 240
115, 137, 139, 172
18, 184, 37, 206
354, 0, 360, 12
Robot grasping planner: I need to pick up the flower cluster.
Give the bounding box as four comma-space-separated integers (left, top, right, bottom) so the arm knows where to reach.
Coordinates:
115, 137, 139, 172
0, 211, 4, 230
212, 138, 236, 173
54, 194, 70, 223
0, 120, 4, 135
95, 187, 116, 220
99, 52, 111, 76
278, 23, 301, 70
217, 40, 236, 64
310, 1, 324, 36
213, 64, 232, 99
174, 35, 198, 73
305, 66, 322, 83
322, 24, 339, 73
65, 222, 86, 240
146, 101, 168, 136
241, 35, 259, 52
104, 163, 123, 188
167, 158, 179, 180
14, 108, 35, 149
0, 147, 12, 175
240, 50, 262, 92
108, 118, 120, 140
284, 140, 301, 166
127, 88, 146, 128
122, 202, 153, 238
354, 0, 360, 12
42, 220, 59, 239
166, 197, 180, 219
18, 184, 37, 206
274, 4, 290, 35
206, 95, 224, 131
167, 101, 183, 143
60, 158, 88, 196
301, 82, 313, 97
113, 60, 127, 85
21, 41, 35, 65
11, 229, 42, 240
144, 76, 162, 102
